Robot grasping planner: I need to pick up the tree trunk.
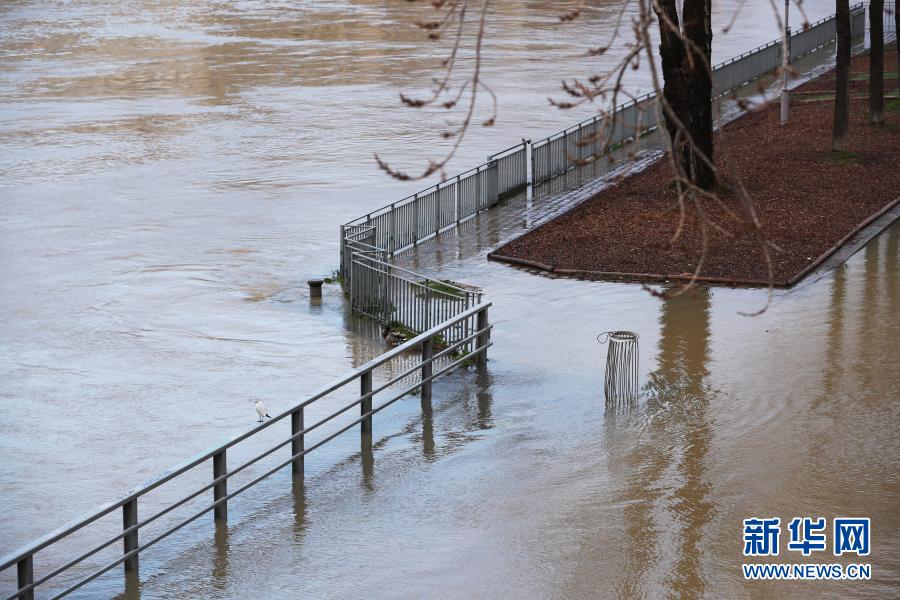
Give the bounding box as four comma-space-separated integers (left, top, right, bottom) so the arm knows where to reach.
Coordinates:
832, 0, 851, 151
869, 0, 884, 124
654, 0, 716, 191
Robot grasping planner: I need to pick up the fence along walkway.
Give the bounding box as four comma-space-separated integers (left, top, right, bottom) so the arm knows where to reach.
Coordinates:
343, 4, 865, 271
341, 3, 863, 340
0, 304, 491, 600
531, 4, 866, 185
340, 140, 527, 284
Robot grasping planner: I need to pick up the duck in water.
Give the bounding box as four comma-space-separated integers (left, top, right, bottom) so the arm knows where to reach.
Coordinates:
381, 325, 408, 347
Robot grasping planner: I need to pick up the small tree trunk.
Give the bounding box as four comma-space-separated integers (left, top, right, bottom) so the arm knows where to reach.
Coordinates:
832, 0, 851, 151
869, 0, 884, 124
655, 0, 716, 190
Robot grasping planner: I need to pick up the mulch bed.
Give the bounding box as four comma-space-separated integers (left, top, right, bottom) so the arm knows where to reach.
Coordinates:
491, 50, 900, 285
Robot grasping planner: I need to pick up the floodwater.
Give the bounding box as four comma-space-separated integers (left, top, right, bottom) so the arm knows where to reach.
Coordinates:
1, 1, 897, 598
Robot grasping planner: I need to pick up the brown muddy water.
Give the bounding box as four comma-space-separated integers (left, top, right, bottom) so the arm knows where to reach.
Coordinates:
1, 1, 897, 598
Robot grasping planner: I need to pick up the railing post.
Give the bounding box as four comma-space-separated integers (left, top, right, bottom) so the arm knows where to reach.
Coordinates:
339, 225, 346, 282
476, 306, 489, 369
292, 408, 304, 477
455, 175, 461, 224
425, 286, 431, 331
476, 165, 482, 211
421, 337, 434, 403
390, 203, 396, 253
413, 194, 420, 246
360, 370, 373, 435
213, 450, 227, 522
17, 556, 33, 600
434, 184, 440, 235
122, 498, 138, 573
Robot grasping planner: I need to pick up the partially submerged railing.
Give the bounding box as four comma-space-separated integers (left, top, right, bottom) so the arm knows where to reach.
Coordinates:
342, 159, 498, 258
0, 303, 492, 600
350, 253, 482, 344
490, 141, 529, 198
531, 92, 658, 185
340, 139, 529, 275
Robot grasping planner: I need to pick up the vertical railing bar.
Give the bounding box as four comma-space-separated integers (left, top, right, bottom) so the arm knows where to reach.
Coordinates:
122, 499, 138, 574
213, 451, 227, 521
17, 556, 34, 600
361, 371, 373, 436
291, 408, 304, 477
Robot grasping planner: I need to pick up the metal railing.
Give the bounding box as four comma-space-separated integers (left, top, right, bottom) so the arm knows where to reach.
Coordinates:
532, 92, 658, 186
339, 4, 865, 336
341, 153, 513, 261
530, 4, 866, 185
0, 303, 492, 600
489, 141, 529, 198
350, 253, 482, 345
881, 2, 896, 33
342, 4, 867, 268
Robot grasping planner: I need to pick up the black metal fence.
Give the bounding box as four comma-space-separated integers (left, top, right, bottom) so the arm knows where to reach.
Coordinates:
0, 304, 491, 600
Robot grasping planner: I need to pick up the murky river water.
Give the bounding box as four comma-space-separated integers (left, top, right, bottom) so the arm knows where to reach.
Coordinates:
1, 1, 897, 598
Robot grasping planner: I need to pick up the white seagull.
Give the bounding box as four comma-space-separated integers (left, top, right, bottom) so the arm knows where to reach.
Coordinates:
255, 400, 272, 423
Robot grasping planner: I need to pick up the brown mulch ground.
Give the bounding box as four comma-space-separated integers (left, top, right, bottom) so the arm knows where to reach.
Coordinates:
493, 50, 900, 284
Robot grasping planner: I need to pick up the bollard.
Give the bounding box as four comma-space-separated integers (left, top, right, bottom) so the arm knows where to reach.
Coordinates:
308, 279, 323, 298
291, 408, 304, 477
122, 498, 139, 573
213, 450, 227, 522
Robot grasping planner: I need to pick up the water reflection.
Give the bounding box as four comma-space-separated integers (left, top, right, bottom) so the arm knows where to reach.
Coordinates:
123, 570, 141, 600
420, 400, 436, 461
607, 288, 715, 595
212, 522, 229, 592
291, 478, 308, 541
820, 263, 847, 403
360, 434, 375, 492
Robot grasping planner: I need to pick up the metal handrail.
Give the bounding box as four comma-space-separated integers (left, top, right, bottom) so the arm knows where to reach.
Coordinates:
350, 254, 477, 300
343, 157, 501, 227
1, 302, 492, 599
488, 140, 529, 160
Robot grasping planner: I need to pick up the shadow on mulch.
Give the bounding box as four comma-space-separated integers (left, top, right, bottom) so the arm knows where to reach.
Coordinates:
491, 50, 900, 286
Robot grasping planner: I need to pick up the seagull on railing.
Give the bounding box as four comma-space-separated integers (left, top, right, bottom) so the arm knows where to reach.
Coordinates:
255, 400, 272, 423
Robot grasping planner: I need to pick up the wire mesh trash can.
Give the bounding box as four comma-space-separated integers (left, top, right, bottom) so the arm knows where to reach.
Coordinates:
598, 331, 639, 403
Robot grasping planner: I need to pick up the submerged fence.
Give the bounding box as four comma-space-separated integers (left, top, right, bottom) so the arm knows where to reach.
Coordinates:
0, 304, 492, 600
350, 253, 482, 344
